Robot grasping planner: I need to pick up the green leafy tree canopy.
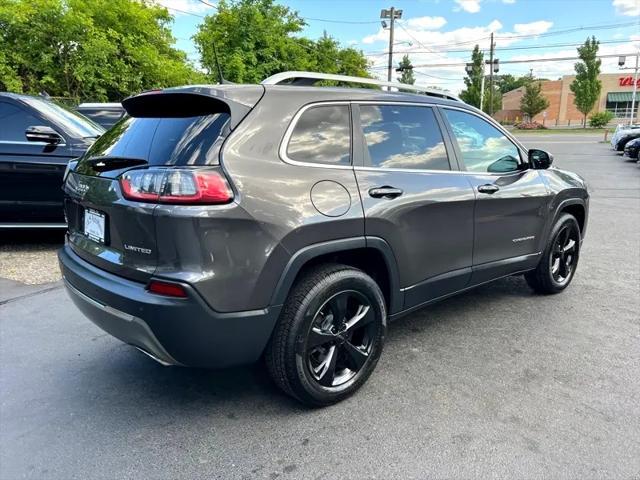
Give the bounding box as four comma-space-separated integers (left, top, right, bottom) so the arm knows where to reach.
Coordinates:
520, 81, 550, 120
193, 0, 370, 84
397, 55, 415, 85
0, 0, 204, 101
460, 45, 484, 108
570, 36, 602, 126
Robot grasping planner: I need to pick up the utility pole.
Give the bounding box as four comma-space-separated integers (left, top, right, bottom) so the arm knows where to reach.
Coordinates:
381, 7, 403, 85
619, 52, 639, 125
488, 32, 495, 116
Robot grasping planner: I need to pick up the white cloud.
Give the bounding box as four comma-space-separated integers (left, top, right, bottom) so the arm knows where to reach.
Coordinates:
502, 0, 516, 3
154, 0, 215, 15
405, 16, 448, 30
454, 0, 482, 13
612, 0, 640, 16
513, 20, 554, 36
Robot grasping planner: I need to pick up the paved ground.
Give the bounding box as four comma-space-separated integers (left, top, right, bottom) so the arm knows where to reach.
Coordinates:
1, 134, 639, 479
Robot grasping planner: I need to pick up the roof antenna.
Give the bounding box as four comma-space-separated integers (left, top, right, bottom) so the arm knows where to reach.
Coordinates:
212, 39, 225, 84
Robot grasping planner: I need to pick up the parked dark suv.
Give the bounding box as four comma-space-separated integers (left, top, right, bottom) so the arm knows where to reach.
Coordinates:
0, 92, 104, 227
58, 72, 589, 406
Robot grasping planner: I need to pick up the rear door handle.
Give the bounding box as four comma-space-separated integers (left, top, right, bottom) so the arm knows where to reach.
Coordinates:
477, 184, 500, 194
369, 186, 404, 199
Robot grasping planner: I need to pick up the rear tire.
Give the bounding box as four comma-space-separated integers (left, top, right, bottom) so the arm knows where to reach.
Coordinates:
266, 263, 386, 407
525, 213, 581, 294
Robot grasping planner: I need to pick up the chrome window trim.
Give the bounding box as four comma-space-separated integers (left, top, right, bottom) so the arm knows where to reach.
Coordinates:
279, 101, 353, 170
0, 140, 67, 147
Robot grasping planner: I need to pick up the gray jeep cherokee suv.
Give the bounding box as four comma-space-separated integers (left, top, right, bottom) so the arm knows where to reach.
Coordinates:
58, 72, 588, 406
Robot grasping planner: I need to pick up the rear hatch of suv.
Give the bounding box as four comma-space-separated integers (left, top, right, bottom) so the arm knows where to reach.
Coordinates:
64, 85, 264, 282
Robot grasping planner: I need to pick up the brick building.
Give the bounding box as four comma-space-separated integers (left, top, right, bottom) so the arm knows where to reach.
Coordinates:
494, 73, 640, 125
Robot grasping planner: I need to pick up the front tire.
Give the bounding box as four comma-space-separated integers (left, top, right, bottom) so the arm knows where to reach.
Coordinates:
525, 213, 581, 294
266, 264, 386, 407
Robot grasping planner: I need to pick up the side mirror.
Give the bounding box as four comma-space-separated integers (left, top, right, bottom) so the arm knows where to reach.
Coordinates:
25, 126, 64, 145
528, 149, 553, 169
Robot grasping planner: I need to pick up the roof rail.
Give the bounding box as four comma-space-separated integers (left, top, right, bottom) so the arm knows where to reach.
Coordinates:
261, 71, 461, 102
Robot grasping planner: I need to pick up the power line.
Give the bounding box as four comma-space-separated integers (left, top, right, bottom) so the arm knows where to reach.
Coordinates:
495, 20, 639, 40
301, 17, 380, 24
364, 38, 635, 57
195, 0, 218, 8
370, 52, 640, 69
161, 5, 206, 19
395, 21, 449, 60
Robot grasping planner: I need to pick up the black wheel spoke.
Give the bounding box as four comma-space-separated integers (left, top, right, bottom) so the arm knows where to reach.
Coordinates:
344, 304, 373, 332
343, 341, 368, 371
318, 345, 338, 387
330, 294, 349, 325
307, 327, 336, 349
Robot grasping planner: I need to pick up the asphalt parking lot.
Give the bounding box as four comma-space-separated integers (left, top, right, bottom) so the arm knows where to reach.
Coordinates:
1, 133, 639, 479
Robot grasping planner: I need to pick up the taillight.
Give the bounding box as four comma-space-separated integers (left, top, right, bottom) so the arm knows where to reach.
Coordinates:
119, 168, 233, 204
147, 280, 188, 298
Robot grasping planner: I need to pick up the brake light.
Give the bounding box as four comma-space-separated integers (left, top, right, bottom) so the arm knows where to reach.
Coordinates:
147, 280, 188, 298
119, 168, 233, 204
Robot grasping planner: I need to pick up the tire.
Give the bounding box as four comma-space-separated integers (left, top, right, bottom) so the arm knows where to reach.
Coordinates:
525, 213, 581, 294
266, 263, 386, 407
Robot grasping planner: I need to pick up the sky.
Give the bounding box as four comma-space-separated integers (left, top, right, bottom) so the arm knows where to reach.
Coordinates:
158, 0, 640, 94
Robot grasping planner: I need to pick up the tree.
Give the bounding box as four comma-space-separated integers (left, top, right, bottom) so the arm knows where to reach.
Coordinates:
570, 36, 602, 127
520, 81, 549, 120
193, 0, 370, 84
397, 55, 415, 85
0, 0, 204, 101
460, 45, 484, 108
496, 73, 547, 94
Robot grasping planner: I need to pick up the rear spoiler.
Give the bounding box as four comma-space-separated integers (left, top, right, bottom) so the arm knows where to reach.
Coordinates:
122, 85, 264, 130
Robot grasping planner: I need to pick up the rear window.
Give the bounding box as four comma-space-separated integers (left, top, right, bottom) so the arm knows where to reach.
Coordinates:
84, 113, 230, 166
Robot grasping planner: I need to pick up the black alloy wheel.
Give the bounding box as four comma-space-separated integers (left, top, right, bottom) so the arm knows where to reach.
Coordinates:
549, 224, 579, 285
266, 264, 386, 407
525, 213, 581, 294
305, 290, 378, 388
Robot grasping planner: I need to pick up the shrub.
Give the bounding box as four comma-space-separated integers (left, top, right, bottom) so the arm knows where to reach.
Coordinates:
589, 111, 614, 128
515, 121, 547, 130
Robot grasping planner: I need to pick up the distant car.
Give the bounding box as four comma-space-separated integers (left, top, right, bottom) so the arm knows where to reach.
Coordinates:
75, 103, 125, 129
623, 137, 640, 160
0, 92, 104, 228
612, 124, 640, 151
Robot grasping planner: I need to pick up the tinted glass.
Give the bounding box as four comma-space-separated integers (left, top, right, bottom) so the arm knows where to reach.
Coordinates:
83, 114, 230, 166
443, 109, 520, 173
0, 102, 46, 142
360, 105, 450, 170
20, 96, 104, 138
287, 105, 351, 165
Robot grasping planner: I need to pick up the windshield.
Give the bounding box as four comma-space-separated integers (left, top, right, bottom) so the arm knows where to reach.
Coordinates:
20, 96, 105, 138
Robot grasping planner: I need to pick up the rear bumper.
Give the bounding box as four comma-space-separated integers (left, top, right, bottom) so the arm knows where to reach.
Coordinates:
58, 245, 281, 368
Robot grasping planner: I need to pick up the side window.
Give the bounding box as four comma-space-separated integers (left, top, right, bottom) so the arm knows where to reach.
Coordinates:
0, 102, 43, 142
286, 105, 351, 166
359, 105, 450, 170
443, 109, 520, 173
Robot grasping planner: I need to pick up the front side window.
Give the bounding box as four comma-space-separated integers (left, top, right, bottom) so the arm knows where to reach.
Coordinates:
443, 109, 520, 173
359, 105, 450, 171
286, 105, 351, 166
0, 102, 44, 142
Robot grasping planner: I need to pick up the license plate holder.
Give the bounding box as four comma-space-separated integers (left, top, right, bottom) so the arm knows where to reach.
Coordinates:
84, 208, 106, 243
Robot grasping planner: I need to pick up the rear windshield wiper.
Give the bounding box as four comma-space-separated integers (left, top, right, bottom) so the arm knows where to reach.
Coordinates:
85, 156, 148, 173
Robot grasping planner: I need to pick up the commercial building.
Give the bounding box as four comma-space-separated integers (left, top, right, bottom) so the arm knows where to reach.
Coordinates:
495, 73, 640, 125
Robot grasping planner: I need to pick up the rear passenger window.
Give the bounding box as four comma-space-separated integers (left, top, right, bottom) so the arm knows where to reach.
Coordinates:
359, 105, 450, 170
286, 105, 351, 166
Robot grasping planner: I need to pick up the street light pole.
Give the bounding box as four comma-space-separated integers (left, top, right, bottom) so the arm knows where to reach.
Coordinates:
381, 7, 403, 85
631, 52, 639, 125
619, 52, 640, 125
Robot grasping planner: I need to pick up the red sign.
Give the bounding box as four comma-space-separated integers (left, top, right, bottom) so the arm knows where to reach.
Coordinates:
619, 76, 640, 87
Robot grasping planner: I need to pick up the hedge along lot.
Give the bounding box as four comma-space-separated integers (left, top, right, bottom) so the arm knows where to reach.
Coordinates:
0, 230, 64, 285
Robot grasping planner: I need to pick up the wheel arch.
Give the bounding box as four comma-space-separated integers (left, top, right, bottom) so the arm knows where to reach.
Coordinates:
270, 237, 403, 315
